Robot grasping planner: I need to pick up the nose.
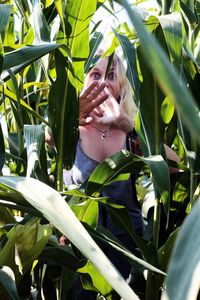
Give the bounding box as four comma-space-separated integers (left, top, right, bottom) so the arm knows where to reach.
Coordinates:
102, 78, 109, 87
99, 78, 110, 89
101, 80, 110, 91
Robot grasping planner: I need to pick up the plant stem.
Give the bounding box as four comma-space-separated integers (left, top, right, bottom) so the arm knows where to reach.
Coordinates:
146, 271, 159, 300
146, 185, 161, 300
190, 169, 197, 207
57, 151, 63, 192
162, 0, 168, 15
152, 186, 161, 249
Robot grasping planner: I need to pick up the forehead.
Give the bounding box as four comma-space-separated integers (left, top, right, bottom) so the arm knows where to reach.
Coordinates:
91, 56, 116, 71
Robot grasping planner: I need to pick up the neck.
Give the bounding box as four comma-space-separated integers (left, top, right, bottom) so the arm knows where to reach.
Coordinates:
89, 124, 111, 140
90, 122, 110, 130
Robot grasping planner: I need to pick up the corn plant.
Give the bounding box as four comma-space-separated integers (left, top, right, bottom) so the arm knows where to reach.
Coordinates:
0, 0, 199, 299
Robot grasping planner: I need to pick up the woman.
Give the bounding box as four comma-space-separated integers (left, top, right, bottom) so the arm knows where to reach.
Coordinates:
64, 51, 180, 277
66, 52, 144, 280
48, 51, 179, 298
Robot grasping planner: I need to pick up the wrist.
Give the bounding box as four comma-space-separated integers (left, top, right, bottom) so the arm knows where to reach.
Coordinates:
114, 115, 134, 133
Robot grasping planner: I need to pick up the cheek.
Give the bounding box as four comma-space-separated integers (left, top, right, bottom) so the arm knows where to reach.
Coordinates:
110, 82, 120, 99
85, 76, 93, 85
84, 76, 94, 90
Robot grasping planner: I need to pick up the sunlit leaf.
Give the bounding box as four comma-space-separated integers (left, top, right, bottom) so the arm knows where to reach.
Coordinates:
24, 124, 48, 181
78, 261, 113, 296
1, 87, 48, 124
161, 97, 175, 124
84, 31, 104, 74
158, 13, 182, 70
0, 217, 52, 275
161, 199, 200, 300
30, 0, 51, 43
69, 197, 98, 228
65, 0, 97, 90
2, 44, 60, 81
85, 222, 166, 275
0, 176, 139, 299
115, 0, 200, 144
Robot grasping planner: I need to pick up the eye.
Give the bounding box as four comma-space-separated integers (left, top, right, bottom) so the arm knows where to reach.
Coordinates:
91, 72, 101, 80
107, 71, 115, 80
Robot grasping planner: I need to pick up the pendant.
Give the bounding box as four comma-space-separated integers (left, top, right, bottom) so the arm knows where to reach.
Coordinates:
101, 130, 111, 140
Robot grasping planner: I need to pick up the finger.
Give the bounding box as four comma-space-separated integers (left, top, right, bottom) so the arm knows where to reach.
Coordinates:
81, 82, 107, 101
85, 116, 93, 124
79, 114, 93, 126
90, 92, 109, 110
80, 81, 99, 98
92, 106, 104, 117
88, 82, 107, 100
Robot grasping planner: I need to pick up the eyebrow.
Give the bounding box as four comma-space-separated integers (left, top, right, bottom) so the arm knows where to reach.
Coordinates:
91, 67, 115, 72
90, 67, 101, 72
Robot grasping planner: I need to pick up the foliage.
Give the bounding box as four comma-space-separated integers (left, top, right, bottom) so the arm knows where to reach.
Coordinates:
0, 0, 199, 299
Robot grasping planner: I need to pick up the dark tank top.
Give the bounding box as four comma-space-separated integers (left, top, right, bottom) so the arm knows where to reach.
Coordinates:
64, 140, 144, 234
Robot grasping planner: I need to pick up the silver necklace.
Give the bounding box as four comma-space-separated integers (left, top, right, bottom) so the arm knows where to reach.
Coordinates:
91, 125, 111, 140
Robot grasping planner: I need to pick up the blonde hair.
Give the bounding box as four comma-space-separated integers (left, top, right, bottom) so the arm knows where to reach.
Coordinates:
112, 54, 137, 121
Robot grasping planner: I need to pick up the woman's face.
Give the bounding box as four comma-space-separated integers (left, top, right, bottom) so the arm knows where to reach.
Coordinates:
86, 57, 120, 100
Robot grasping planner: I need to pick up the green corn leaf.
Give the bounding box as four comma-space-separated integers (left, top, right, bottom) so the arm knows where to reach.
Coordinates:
142, 155, 170, 215
48, 48, 79, 187
0, 122, 5, 172
69, 197, 98, 229
0, 266, 20, 300
158, 227, 179, 272
1, 87, 48, 125
84, 31, 104, 74
39, 245, 85, 271
31, 0, 51, 43
24, 124, 47, 180
78, 261, 113, 297
54, 0, 65, 34
86, 150, 169, 208
7, 68, 25, 132
115, 0, 200, 145
0, 206, 15, 225
84, 222, 166, 276
162, 199, 200, 300
0, 4, 12, 43
86, 150, 170, 252
136, 47, 166, 156
65, 0, 97, 91
158, 13, 183, 70
180, 1, 198, 28
0, 176, 139, 300
2, 44, 60, 81
113, 29, 140, 103
0, 184, 41, 216
0, 217, 52, 275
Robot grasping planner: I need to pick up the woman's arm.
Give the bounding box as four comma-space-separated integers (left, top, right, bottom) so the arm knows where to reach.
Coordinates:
112, 109, 134, 133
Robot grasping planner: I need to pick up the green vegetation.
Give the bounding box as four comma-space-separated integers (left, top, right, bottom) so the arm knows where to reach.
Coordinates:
0, 0, 199, 299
